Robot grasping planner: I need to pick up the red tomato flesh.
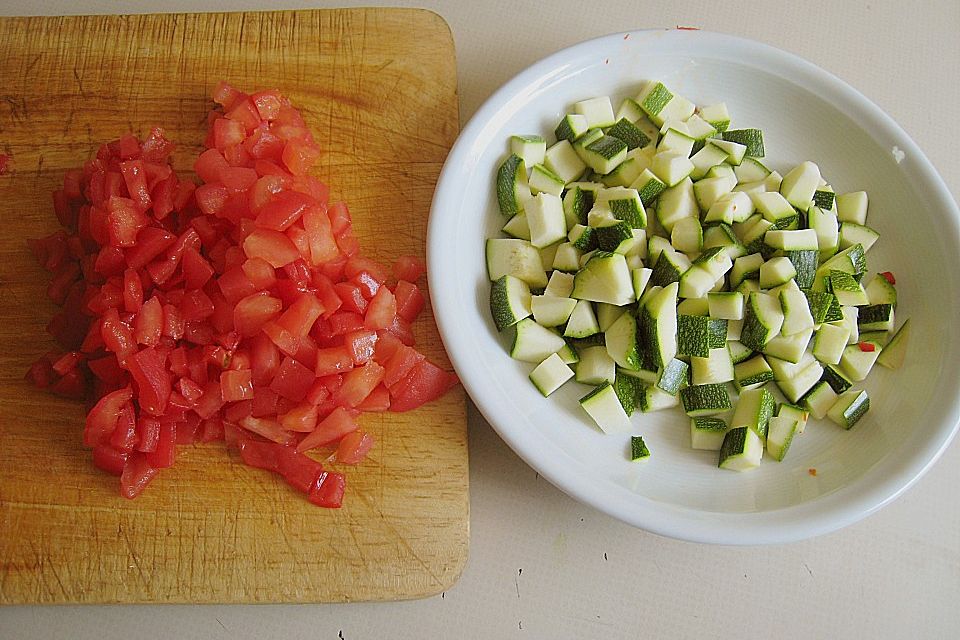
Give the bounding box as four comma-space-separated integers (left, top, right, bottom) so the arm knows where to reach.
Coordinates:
25, 82, 458, 508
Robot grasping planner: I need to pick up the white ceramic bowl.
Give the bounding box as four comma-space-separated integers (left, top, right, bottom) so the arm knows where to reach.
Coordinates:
427, 30, 960, 544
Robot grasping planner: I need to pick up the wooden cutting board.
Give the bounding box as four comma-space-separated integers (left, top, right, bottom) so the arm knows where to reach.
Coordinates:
0, 9, 467, 604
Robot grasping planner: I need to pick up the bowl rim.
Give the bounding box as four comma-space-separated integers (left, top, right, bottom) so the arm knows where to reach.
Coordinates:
427, 28, 960, 544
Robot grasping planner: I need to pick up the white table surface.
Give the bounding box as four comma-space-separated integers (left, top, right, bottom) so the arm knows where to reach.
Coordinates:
2, 1, 959, 638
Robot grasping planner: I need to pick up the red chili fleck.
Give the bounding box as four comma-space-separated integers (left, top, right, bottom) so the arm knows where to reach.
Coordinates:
676, 25, 701, 30
858, 341, 876, 352
880, 271, 896, 285
0, 154, 10, 175
808, 468, 818, 477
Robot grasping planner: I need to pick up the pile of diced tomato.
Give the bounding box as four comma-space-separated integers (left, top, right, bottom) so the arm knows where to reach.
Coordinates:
25, 82, 458, 507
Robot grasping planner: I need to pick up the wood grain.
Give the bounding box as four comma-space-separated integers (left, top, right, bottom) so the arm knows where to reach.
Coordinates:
0, 9, 467, 604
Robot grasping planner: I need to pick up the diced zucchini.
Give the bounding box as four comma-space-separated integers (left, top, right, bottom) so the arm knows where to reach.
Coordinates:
510, 135, 547, 169
877, 318, 910, 369
763, 327, 813, 364
827, 389, 870, 430
490, 275, 532, 331
691, 417, 728, 451
502, 212, 531, 240
574, 96, 617, 129
596, 302, 626, 332
605, 312, 642, 371
630, 435, 651, 461
657, 357, 690, 395
562, 186, 595, 228
730, 253, 764, 289
829, 270, 869, 306
510, 318, 566, 363
677, 297, 710, 316
671, 217, 703, 254
776, 403, 809, 434
864, 273, 897, 307
839, 222, 880, 252
657, 128, 696, 157
531, 294, 577, 327
858, 303, 895, 332
638, 282, 678, 370
691, 347, 735, 385
693, 176, 735, 211
632, 267, 653, 301
525, 193, 567, 248
486, 238, 548, 288
552, 242, 583, 272
800, 381, 839, 420
759, 256, 797, 288
680, 383, 732, 417
708, 139, 747, 165
544, 139, 588, 183
752, 191, 796, 225
579, 382, 632, 434
740, 292, 784, 351
733, 354, 774, 392
734, 157, 771, 183
718, 427, 763, 471
731, 387, 776, 438
812, 322, 850, 365
629, 169, 667, 206
775, 358, 823, 403
576, 345, 617, 385
705, 191, 754, 225
821, 363, 853, 394
582, 135, 629, 174
650, 248, 691, 287
496, 154, 530, 216
544, 271, 575, 298
572, 251, 634, 306
708, 291, 744, 320
727, 318, 744, 342
529, 353, 574, 396
836, 191, 868, 224
727, 340, 753, 364
598, 187, 647, 228
778, 161, 821, 210
528, 163, 565, 196
656, 177, 698, 233
614, 371, 644, 416
839, 343, 880, 381
596, 221, 635, 253
651, 151, 695, 187
690, 143, 729, 181
699, 103, 730, 132
637, 384, 681, 412
766, 415, 800, 461
563, 299, 600, 339
784, 249, 819, 290
722, 128, 764, 157
554, 114, 590, 143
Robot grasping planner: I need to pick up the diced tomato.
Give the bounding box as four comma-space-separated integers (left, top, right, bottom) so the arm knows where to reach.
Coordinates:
220, 368, 254, 402
84, 387, 133, 446
127, 347, 171, 416
243, 228, 300, 267
144, 420, 176, 468
364, 286, 396, 330
255, 190, 314, 231
93, 445, 128, 476
344, 329, 378, 365
280, 403, 319, 433
335, 361, 385, 407
120, 453, 159, 499
269, 356, 315, 402
275, 446, 325, 493
394, 280, 426, 323
308, 471, 345, 508
296, 406, 358, 452
26, 85, 459, 508
336, 429, 375, 464
239, 415, 295, 446
276, 293, 324, 337
238, 438, 282, 471
334, 282, 368, 314
234, 291, 282, 337
119, 160, 152, 210
880, 271, 896, 285
315, 346, 354, 377
389, 359, 459, 412
393, 255, 426, 282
